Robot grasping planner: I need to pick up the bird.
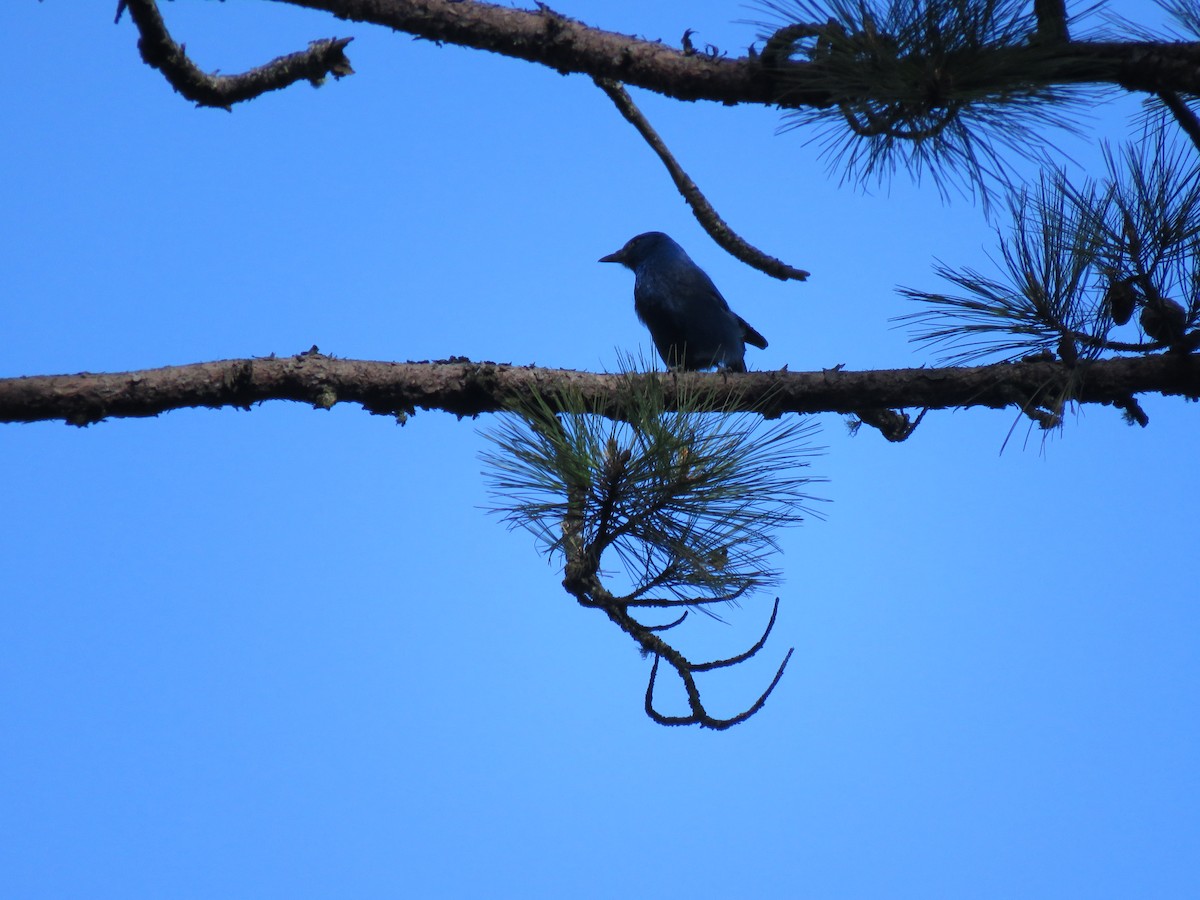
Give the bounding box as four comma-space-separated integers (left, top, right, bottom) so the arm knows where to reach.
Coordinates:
599, 232, 767, 372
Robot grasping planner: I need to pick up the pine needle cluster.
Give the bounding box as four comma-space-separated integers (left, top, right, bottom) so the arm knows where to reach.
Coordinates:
479, 365, 825, 727
900, 131, 1200, 364
482, 369, 824, 609
751, 0, 1092, 200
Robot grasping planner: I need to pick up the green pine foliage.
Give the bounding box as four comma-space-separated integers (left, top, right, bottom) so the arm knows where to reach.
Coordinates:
900, 130, 1200, 364
481, 367, 825, 612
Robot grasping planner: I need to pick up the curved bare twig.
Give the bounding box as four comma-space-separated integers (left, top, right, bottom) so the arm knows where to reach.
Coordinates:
122, 0, 354, 109
690, 598, 783, 672
553, 443, 796, 729
594, 77, 810, 283
645, 611, 689, 633
644, 645, 793, 730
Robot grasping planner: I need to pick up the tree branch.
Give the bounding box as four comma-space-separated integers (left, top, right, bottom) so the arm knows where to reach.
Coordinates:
78, 0, 1147, 110
1158, 90, 1200, 153
272, 0, 776, 105
594, 77, 810, 282
1033, 0, 1069, 45
3, 351, 1198, 427
259, 1, 1200, 103
123, 0, 354, 109
562, 527, 790, 729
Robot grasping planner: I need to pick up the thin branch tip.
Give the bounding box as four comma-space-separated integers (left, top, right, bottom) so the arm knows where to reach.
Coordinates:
594, 77, 810, 282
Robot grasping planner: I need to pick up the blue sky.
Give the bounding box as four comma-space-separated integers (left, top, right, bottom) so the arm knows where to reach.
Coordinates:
2, 2, 1197, 897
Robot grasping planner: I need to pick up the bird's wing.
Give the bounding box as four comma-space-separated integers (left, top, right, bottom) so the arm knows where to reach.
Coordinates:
678, 266, 769, 351
666, 262, 725, 306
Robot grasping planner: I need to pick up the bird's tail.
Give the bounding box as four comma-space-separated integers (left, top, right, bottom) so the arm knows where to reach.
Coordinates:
737, 315, 768, 350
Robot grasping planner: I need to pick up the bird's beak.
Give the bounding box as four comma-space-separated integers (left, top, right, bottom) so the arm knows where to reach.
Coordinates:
599, 249, 625, 264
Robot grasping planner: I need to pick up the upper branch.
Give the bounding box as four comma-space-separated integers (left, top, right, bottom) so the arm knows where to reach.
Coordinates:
270, 0, 1200, 105
2, 352, 1198, 426
275, 0, 773, 104
114, 0, 1200, 115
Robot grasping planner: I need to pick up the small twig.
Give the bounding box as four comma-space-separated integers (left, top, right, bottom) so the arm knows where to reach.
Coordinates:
1018, 403, 1062, 430
623, 585, 752, 609
644, 645, 792, 729
645, 611, 689, 632
839, 101, 960, 140
1111, 395, 1150, 426
121, 0, 354, 109
594, 77, 810, 282
761, 23, 827, 72
559, 506, 791, 729
690, 598, 783, 672
851, 407, 927, 442
1033, 0, 1070, 45
1157, 91, 1200, 154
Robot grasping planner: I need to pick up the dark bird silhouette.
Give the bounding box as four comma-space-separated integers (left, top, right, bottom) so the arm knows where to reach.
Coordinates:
600, 232, 767, 372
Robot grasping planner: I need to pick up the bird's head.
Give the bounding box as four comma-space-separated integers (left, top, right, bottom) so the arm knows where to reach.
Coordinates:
599, 232, 678, 270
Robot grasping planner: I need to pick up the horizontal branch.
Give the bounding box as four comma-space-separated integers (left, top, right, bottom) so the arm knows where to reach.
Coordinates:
274, 0, 773, 105
266, 0, 1200, 106
2, 351, 1198, 427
